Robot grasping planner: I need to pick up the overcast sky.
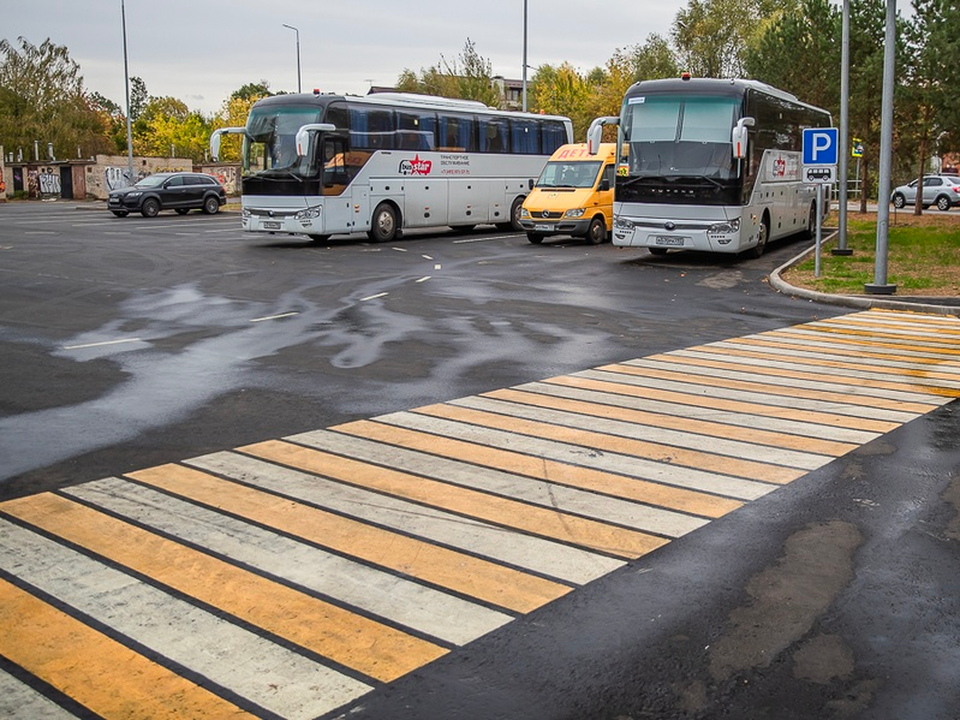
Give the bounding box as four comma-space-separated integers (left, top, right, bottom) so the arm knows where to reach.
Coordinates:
7, 1, 681, 116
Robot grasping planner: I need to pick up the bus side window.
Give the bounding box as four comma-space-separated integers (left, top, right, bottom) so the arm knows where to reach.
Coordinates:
511, 119, 540, 154
541, 120, 567, 154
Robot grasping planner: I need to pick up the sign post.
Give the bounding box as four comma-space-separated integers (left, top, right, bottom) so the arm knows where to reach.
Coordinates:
802, 128, 838, 277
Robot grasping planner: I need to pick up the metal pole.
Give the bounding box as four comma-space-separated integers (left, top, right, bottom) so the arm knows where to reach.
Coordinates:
522, 0, 528, 112
865, 0, 897, 294
121, 0, 134, 183
283, 24, 301, 93
834, 0, 853, 255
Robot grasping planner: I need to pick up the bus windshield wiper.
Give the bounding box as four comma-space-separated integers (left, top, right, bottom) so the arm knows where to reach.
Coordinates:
261, 168, 304, 182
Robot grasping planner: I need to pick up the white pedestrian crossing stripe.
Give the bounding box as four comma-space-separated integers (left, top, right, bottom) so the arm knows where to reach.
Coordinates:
2, 309, 958, 719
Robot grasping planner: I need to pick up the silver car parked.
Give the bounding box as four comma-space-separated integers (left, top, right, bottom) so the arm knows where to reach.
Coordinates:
891, 174, 960, 211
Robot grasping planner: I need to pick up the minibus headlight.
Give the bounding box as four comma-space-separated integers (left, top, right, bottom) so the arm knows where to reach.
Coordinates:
520, 207, 530, 218
563, 208, 585, 218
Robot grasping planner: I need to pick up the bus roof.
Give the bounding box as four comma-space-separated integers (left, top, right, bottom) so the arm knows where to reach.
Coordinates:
251, 91, 572, 122
623, 77, 829, 116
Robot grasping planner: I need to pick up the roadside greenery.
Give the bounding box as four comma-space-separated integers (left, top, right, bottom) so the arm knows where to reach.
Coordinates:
784, 215, 960, 296
1, 0, 958, 178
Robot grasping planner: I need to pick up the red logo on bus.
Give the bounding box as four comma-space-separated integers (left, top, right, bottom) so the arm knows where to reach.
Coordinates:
400, 155, 433, 176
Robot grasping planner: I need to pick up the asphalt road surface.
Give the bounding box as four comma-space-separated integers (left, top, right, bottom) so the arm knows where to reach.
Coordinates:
1, 201, 958, 719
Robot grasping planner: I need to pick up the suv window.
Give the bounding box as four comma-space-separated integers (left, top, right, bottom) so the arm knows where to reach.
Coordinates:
164, 176, 184, 187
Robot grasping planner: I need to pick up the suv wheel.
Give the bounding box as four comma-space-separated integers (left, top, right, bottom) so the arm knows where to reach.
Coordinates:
936, 195, 952, 212
202, 196, 220, 215
892, 193, 906, 209
140, 198, 161, 217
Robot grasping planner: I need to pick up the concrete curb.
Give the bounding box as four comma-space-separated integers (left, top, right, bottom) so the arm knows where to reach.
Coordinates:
769, 230, 960, 317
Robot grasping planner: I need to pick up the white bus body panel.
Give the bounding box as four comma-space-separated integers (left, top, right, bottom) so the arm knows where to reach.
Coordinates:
241, 150, 547, 238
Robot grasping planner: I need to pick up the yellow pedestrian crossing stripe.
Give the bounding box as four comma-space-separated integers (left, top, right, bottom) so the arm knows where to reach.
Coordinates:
2, 308, 958, 719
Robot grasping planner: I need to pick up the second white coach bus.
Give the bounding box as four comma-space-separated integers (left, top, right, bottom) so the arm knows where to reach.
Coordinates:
588, 76, 832, 257
211, 92, 574, 243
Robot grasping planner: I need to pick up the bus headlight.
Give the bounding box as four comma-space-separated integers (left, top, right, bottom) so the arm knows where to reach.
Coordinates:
614, 217, 635, 230
563, 208, 585, 218
242, 207, 252, 218
708, 218, 740, 235
295, 206, 322, 220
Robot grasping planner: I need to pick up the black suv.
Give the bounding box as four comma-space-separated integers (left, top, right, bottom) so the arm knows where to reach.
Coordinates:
108, 172, 227, 217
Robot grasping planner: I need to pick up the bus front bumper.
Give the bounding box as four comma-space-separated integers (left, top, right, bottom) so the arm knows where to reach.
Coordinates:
612, 216, 750, 252
241, 204, 323, 234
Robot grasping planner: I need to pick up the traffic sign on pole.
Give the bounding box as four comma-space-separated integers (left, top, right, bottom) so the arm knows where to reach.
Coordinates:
803, 128, 839, 165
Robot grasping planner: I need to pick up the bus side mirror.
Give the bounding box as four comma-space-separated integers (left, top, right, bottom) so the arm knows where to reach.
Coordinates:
295, 123, 337, 157
732, 117, 755, 160
209, 126, 247, 162
529, 178, 535, 190
586, 116, 618, 154
599, 179, 610, 191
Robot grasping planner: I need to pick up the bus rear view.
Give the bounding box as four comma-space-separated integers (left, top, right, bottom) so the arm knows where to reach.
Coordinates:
598, 77, 831, 257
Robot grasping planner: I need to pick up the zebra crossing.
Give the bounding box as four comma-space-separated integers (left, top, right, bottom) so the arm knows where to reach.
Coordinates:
2, 308, 958, 719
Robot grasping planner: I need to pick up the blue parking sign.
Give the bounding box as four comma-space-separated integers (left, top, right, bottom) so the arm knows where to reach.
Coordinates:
803, 128, 838, 165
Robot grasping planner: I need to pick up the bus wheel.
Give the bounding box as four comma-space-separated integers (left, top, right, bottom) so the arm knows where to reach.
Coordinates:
526, 232, 544, 244
750, 214, 769, 258
368, 203, 398, 243
649, 247, 668, 256
496, 197, 524, 231
806, 202, 817, 238
585, 217, 606, 245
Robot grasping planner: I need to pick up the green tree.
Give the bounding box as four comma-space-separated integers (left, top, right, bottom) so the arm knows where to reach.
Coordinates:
396, 39, 500, 107
530, 63, 593, 139
743, 0, 840, 112
0, 36, 112, 159
129, 76, 148, 121
900, 0, 960, 212
673, 0, 796, 78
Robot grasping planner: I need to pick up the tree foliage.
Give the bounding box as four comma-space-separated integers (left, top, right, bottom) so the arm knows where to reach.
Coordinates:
0, 36, 112, 159
397, 39, 500, 107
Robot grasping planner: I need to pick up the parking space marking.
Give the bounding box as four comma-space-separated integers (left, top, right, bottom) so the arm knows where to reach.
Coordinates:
2, 308, 959, 718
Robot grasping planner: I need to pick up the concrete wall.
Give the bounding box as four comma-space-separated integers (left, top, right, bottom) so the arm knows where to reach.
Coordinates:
84, 155, 194, 199
0, 151, 243, 200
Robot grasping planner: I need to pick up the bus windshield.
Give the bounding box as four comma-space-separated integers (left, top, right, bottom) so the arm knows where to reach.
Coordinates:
243, 106, 321, 176
621, 95, 739, 179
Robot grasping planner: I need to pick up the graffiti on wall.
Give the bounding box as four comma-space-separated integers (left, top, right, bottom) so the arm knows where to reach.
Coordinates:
104, 166, 133, 191
39, 172, 62, 195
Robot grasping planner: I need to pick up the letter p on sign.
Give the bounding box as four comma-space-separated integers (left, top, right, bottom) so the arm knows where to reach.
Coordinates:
803, 127, 838, 166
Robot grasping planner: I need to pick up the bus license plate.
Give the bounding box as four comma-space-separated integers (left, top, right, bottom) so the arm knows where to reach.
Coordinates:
654, 235, 685, 246
263, 221, 282, 230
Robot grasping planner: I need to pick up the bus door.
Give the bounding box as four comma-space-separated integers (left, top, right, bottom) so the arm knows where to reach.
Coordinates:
319, 135, 359, 233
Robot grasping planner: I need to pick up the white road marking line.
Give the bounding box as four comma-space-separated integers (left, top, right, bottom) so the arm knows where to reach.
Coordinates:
360, 292, 388, 301
250, 312, 299, 322
62, 338, 143, 350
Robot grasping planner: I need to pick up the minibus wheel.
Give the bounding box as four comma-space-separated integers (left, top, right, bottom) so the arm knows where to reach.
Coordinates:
585, 217, 606, 245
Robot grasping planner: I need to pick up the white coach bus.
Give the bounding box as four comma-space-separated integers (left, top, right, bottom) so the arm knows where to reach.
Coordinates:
588, 76, 832, 257
211, 91, 573, 243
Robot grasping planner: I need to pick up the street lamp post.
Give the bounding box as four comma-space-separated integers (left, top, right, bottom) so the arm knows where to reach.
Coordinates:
282, 24, 302, 93
521, 0, 528, 112
121, 0, 134, 183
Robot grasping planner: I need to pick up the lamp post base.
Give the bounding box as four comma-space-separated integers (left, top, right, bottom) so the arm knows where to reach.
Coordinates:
864, 283, 897, 295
